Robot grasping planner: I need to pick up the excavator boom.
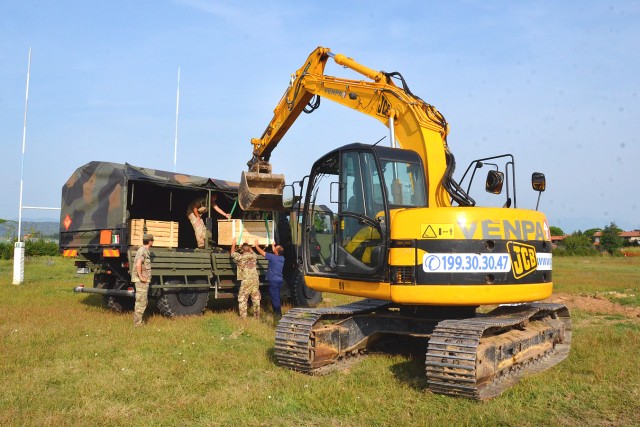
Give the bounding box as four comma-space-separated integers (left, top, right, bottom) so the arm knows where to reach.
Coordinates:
239, 46, 468, 211
238, 47, 331, 211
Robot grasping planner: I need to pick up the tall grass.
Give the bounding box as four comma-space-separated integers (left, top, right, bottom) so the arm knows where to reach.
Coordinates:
1, 257, 639, 426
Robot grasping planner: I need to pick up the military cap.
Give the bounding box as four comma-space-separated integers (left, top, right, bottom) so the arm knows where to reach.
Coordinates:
143, 233, 155, 241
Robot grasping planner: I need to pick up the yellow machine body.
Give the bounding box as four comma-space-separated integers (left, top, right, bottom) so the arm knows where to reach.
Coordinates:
306, 206, 552, 305
251, 47, 570, 401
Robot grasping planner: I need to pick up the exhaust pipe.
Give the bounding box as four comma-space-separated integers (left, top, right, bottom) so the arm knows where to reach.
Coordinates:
74, 285, 135, 298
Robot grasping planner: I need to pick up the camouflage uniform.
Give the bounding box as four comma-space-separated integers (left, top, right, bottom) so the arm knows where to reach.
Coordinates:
231, 251, 261, 317
132, 245, 152, 325
187, 197, 207, 248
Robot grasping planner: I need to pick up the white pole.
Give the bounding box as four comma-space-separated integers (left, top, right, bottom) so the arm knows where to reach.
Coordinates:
18, 47, 31, 242
13, 47, 31, 285
21, 206, 61, 211
173, 66, 180, 172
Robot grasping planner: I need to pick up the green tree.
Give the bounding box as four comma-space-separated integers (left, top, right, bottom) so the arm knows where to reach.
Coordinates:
0, 219, 17, 240
600, 222, 624, 254
549, 226, 564, 236
313, 212, 328, 233
561, 231, 597, 255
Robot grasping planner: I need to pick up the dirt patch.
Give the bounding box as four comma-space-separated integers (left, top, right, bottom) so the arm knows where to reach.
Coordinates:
545, 293, 640, 318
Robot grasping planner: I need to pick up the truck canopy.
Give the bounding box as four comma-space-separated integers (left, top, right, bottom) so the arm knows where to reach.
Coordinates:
60, 161, 238, 247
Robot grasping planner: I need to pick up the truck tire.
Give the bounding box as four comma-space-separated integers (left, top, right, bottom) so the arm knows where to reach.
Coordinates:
104, 295, 135, 313
290, 267, 322, 308
95, 274, 134, 312
157, 288, 209, 317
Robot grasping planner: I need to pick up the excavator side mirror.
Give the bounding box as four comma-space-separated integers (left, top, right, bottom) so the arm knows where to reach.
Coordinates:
532, 172, 546, 211
485, 170, 504, 195
531, 172, 546, 192
282, 185, 299, 208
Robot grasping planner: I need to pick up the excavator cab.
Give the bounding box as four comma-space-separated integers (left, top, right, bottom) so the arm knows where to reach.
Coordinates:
301, 143, 427, 281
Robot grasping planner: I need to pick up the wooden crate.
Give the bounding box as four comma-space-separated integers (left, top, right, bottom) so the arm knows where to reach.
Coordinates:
217, 219, 274, 246
130, 219, 178, 248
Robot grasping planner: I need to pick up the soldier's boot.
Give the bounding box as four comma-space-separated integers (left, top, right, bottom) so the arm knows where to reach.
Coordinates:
133, 312, 144, 326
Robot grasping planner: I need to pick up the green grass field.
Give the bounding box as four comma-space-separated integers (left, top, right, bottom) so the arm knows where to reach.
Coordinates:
1, 257, 639, 426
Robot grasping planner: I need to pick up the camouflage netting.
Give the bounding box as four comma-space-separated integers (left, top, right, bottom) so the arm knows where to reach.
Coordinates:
60, 161, 238, 233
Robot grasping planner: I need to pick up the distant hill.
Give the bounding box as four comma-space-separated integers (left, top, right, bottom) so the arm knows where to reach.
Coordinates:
0, 221, 59, 239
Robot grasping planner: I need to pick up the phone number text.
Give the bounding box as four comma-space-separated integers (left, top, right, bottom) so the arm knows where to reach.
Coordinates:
422, 253, 512, 273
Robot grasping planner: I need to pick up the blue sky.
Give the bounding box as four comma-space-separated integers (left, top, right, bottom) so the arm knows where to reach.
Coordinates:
1, 1, 638, 233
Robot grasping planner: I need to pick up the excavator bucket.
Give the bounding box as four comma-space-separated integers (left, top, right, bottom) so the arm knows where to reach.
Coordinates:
238, 171, 286, 211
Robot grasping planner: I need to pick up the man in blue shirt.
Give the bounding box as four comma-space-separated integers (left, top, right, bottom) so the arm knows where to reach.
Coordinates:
255, 240, 285, 320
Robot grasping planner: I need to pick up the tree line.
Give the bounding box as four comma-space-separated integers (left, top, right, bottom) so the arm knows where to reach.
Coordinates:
0, 219, 60, 259
0, 239, 60, 259
551, 222, 631, 256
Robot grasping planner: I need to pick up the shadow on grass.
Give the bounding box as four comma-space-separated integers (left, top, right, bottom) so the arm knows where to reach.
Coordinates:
78, 293, 151, 315
79, 289, 239, 321
79, 294, 104, 309
207, 297, 236, 313
373, 336, 430, 391
260, 333, 432, 388
388, 358, 429, 391
265, 347, 278, 364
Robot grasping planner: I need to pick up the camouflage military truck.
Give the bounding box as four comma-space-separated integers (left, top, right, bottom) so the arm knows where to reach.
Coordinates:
60, 161, 322, 317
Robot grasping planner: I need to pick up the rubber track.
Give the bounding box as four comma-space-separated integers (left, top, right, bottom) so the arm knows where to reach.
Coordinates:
274, 298, 392, 374
425, 303, 571, 400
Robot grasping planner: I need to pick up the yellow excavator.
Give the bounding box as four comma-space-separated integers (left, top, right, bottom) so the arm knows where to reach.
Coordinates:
239, 47, 570, 400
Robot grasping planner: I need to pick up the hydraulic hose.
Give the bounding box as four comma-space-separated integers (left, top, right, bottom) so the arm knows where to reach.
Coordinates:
443, 150, 476, 207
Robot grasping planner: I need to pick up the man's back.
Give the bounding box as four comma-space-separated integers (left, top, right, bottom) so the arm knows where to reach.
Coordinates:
232, 251, 258, 281
264, 252, 284, 282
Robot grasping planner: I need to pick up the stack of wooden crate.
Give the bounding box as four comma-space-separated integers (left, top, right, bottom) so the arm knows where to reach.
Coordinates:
217, 219, 274, 246
130, 219, 179, 248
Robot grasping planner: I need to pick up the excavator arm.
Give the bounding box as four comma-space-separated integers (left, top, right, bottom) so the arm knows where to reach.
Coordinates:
239, 46, 473, 211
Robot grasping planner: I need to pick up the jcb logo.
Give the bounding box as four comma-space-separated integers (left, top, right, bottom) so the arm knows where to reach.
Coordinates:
377, 94, 391, 117
507, 242, 538, 279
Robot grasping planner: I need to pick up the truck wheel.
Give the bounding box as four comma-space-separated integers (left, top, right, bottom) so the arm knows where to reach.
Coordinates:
157, 288, 209, 317
96, 274, 133, 312
290, 267, 322, 308
104, 295, 135, 313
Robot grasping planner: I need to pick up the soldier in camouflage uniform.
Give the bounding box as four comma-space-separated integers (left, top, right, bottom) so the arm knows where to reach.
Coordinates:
132, 234, 154, 326
187, 197, 208, 248
187, 194, 231, 249
230, 240, 261, 318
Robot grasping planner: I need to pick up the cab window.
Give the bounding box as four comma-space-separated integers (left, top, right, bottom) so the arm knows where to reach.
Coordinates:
380, 160, 426, 207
